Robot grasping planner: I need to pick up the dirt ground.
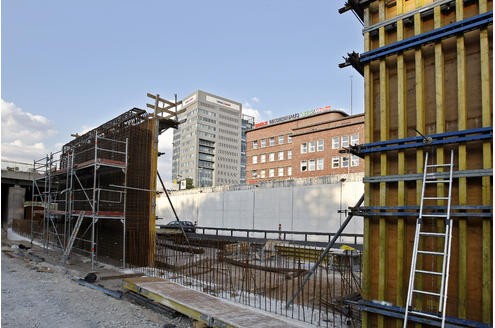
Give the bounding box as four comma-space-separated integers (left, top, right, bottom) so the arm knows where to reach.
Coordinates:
1, 229, 193, 328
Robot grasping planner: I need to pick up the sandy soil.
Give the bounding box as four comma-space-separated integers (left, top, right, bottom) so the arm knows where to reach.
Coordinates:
1, 229, 193, 328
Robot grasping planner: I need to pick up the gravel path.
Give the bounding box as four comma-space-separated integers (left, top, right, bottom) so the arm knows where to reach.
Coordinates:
1, 250, 192, 328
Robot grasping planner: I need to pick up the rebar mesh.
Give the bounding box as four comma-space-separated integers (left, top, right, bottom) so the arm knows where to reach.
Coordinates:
132, 231, 363, 327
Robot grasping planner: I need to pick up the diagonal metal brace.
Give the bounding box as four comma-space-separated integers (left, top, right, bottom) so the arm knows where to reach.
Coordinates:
286, 194, 365, 308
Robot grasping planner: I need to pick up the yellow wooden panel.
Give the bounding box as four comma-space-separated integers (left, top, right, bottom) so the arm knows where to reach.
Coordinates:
396, 17, 407, 316
480, 25, 492, 323
362, 7, 373, 327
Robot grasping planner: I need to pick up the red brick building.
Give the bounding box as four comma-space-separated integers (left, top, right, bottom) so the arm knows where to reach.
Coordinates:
246, 107, 364, 184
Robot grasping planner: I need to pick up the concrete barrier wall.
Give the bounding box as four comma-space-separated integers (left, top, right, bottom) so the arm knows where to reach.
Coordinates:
157, 178, 364, 241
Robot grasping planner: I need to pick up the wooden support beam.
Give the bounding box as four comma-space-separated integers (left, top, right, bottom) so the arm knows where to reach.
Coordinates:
147, 93, 182, 108
480, 16, 492, 322
396, 15, 407, 318
378, 4, 388, 326
362, 6, 372, 326
455, 0, 468, 319
414, 8, 425, 314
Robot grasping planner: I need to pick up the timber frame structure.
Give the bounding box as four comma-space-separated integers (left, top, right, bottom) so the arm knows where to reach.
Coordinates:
340, 0, 492, 326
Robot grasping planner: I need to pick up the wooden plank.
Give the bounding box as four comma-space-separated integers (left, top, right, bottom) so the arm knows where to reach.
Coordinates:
414, 8, 425, 315
479, 0, 488, 13
396, 15, 407, 319
378, 3, 387, 327
123, 277, 308, 328
147, 93, 182, 107
456, 0, 468, 319
146, 103, 179, 116
99, 272, 144, 280
480, 22, 492, 323
362, 6, 372, 326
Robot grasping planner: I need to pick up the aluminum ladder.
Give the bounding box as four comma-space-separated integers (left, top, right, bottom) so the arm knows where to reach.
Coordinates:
63, 211, 85, 261
403, 150, 454, 328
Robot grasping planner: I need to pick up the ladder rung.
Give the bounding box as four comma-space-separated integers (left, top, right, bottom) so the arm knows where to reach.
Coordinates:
426, 163, 452, 168
408, 310, 443, 319
423, 197, 449, 200
421, 214, 448, 218
415, 269, 443, 276
419, 232, 446, 237
413, 289, 441, 297
424, 180, 450, 183
417, 250, 445, 256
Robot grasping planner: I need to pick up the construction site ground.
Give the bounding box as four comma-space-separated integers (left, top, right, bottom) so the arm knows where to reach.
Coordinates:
1, 228, 193, 328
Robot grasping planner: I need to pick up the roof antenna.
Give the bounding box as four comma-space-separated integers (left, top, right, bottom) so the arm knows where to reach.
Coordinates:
414, 128, 432, 144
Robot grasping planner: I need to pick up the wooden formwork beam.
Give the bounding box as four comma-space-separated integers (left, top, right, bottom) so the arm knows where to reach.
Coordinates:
362, 5, 372, 326
378, 2, 388, 326
479, 0, 492, 322
455, 0, 468, 320
396, 3, 407, 316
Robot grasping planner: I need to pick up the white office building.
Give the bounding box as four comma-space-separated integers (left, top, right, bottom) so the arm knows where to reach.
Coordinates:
172, 90, 246, 187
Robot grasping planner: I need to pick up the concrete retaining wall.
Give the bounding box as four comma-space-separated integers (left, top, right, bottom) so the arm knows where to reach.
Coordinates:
157, 177, 364, 242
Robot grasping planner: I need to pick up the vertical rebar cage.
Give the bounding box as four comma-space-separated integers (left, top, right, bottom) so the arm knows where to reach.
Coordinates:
28, 108, 153, 268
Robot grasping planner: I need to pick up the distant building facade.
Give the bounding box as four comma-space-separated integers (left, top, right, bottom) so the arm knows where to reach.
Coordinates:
172, 90, 250, 187
240, 114, 255, 184
246, 107, 364, 184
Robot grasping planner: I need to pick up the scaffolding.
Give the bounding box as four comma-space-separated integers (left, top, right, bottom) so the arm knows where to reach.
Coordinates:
29, 101, 184, 269
31, 133, 129, 269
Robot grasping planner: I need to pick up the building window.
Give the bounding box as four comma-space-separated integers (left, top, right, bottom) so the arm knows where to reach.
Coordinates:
260, 170, 266, 178
287, 134, 292, 143
253, 141, 258, 149
278, 135, 284, 144
317, 158, 324, 170
342, 156, 349, 168
278, 151, 284, 161
332, 156, 340, 168
309, 141, 316, 152
269, 137, 275, 146
252, 170, 257, 178
351, 155, 359, 167
261, 139, 266, 148
252, 155, 258, 164
300, 160, 308, 172
261, 154, 266, 163
287, 150, 292, 159
269, 168, 275, 177
301, 143, 308, 154
269, 152, 275, 162
351, 133, 359, 146
308, 159, 316, 171
317, 139, 324, 151
278, 167, 284, 177
341, 135, 349, 147
332, 137, 340, 149
287, 166, 292, 176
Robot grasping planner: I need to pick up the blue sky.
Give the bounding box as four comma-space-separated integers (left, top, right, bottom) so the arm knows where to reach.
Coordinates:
2, 0, 364, 180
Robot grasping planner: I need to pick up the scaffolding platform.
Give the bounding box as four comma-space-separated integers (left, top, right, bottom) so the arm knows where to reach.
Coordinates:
123, 277, 310, 328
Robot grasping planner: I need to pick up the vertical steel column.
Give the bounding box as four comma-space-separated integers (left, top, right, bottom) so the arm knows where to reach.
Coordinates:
122, 138, 128, 268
